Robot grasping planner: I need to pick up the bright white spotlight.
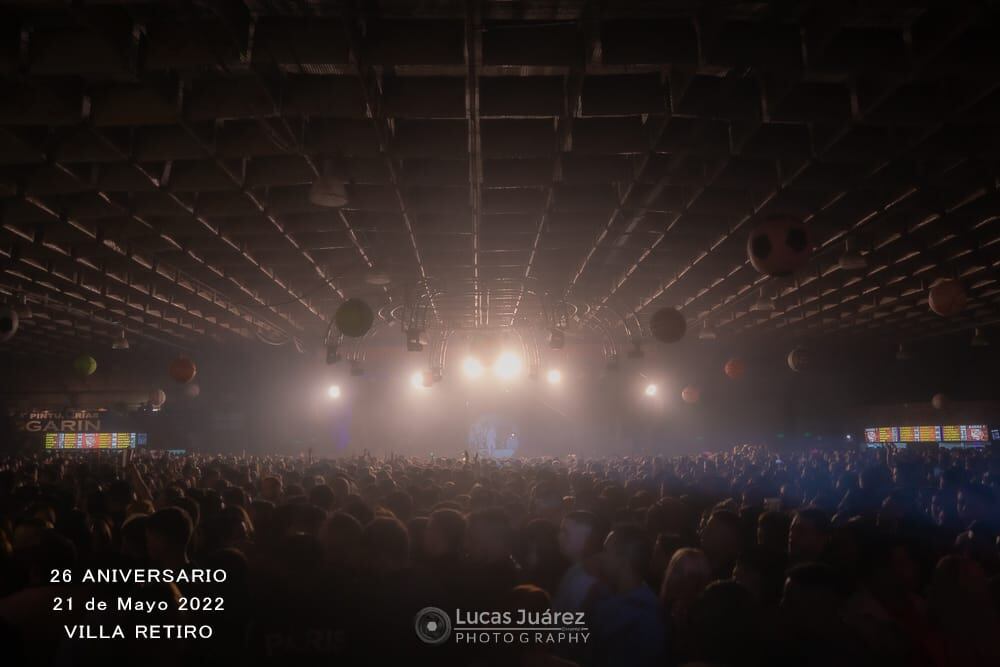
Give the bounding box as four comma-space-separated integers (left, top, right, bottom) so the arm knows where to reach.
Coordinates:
327, 385, 341, 399
546, 369, 562, 385
493, 351, 522, 380
462, 356, 485, 379
644, 383, 658, 397
410, 371, 425, 390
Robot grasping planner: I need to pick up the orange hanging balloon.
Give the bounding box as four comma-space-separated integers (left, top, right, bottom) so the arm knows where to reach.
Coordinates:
168, 357, 197, 384
681, 386, 701, 404
928, 279, 966, 317
724, 358, 745, 379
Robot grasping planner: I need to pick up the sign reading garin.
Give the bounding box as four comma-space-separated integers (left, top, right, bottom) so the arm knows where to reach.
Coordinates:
16, 410, 103, 433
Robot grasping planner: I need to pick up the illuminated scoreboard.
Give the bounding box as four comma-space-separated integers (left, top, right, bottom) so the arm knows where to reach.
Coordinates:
897, 426, 942, 442
942, 425, 988, 443
864, 424, 988, 446
43, 433, 146, 450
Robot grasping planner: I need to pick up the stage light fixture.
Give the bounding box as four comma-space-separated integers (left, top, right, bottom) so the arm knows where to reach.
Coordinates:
406, 328, 424, 352
548, 328, 565, 350
644, 383, 658, 397
493, 351, 522, 380
327, 385, 342, 399
112, 328, 130, 350
410, 371, 425, 389
546, 369, 562, 384
309, 157, 349, 208
462, 356, 485, 379
750, 288, 775, 312
837, 239, 868, 271
698, 322, 717, 340
971, 328, 989, 347
326, 343, 341, 364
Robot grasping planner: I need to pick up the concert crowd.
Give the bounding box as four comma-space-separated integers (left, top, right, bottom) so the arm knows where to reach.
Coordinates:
0, 444, 999, 666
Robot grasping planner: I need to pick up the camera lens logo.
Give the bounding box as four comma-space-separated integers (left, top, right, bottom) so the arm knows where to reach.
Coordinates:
414, 607, 451, 645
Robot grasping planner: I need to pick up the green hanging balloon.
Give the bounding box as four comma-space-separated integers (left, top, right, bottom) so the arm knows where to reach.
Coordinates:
74, 355, 97, 377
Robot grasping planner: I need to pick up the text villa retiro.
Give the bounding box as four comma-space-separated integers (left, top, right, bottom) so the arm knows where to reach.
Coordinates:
65, 625, 214, 640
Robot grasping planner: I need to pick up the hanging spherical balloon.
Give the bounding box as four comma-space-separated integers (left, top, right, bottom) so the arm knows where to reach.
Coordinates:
184, 383, 200, 399
149, 389, 166, 408
0, 305, 18, 342
747, 215, 812, 277
649, 307, 687, 343
681, 386, 701, 404
928, 279, 966, 317
335, 298, 375, 338
787, 346, 811, 372
931, 393, 947, 410
73, 355, 97, 377
724, 357, 745, 379
168, 357, 197, 383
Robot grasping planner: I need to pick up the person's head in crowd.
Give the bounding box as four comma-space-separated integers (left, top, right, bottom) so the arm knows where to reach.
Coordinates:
121, 514, 149, 561
958, 484, 996, 528
558, 510, 604, 564
701, 509, 742, 578
689, 581, 760, 665
734, 545, 786, 607
859, 535, 921, 603
407, 516, 428, 563
781, 563, 846, 631
278, 532, 325, 577
650, 532, 685, 590
789, 508, 831, 562
932, 488, 960, 527
17, 529, 76, 587
860, 464, 892, 497
343, 494, 375, 526
222, 485, 247, 509
602, 524, 652, 594
519, 518, 566, 590
661, 547, 712, 622
260, 476, 283, 503
424, 508, 466, 560
757, 510, 791, 554
321, 511, 364, 569
174, 496, 200, 530
467, 508, 514, 566
383, 490, 414, 523
145, 507, 193, 568
106, 479, 134, 516
202, 505, 252, 553
363, 516, 410, 574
